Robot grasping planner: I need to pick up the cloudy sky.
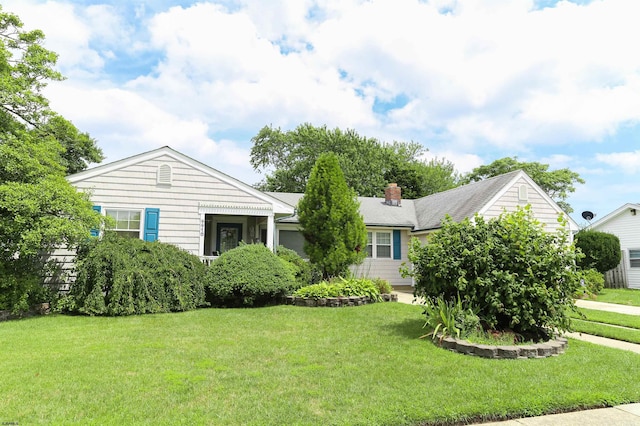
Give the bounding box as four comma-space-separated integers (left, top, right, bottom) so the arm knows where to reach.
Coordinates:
4, 0, 639, 225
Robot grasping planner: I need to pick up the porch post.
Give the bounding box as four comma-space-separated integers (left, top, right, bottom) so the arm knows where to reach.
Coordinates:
267, 212, 275, 251
199, 213, 205, 256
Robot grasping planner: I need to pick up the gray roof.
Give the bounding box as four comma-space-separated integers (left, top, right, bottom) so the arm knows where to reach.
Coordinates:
267, 192, 417, 227
413, 170, 521, 231
267, 170, 521, 231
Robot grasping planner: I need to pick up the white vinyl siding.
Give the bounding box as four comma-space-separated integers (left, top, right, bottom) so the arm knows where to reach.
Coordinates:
591, 207, 640, 289
482, 176, 565, 233
72, 154, 272, 255
356, 229, 412, 287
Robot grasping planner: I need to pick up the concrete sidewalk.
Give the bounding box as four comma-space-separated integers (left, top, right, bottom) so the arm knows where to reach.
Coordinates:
575, 299, 640, 315
480, 403, 640, 425
392, 291, 640, 424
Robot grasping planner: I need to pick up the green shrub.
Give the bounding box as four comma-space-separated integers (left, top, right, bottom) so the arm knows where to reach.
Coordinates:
65, 232, 207, 316
0, 260, 49, 314
293, 282, 340, 299
405, 207, 580, 339
206, 244, 297, 307
421, 295, 480, 341
293, 277, 382, 301
276, 245, 312, 286
371, 277, 392, 294
577, 268, 605, 296
575, 230, 621, 273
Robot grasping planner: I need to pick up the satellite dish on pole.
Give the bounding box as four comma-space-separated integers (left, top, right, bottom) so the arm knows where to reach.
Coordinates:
581, 211, 595, 222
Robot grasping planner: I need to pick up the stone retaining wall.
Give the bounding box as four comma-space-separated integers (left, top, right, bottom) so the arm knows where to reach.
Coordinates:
284, 293, 398, 307
439, 336, 568, 359
0, 303, 50, 322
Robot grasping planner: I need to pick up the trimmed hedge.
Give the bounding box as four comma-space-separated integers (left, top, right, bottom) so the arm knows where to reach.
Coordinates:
276, 245, 313, 286
205, 244, 298, 307
61, 233, 207, 316
575, 230, 621, 274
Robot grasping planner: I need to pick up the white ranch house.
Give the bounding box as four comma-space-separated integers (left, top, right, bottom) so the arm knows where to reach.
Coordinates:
62, 146, 578, 288
587, 203, 640, 289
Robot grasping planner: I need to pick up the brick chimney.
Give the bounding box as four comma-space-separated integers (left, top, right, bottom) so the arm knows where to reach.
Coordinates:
384, 183, 401, 206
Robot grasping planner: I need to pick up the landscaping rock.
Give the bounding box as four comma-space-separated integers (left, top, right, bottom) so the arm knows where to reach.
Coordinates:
440, 337, 457, 350
474, 344, 498, 358
518, 345, 539, 359
535, 344, 554, 358
497, 346, 519, 359
455, 340, 476, 355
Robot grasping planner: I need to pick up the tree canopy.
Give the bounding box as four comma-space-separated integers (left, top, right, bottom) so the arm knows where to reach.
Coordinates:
0, 7, 103, 312
297, 153, 367, 279
250, 123, 459, 198
462, 157, 584, 213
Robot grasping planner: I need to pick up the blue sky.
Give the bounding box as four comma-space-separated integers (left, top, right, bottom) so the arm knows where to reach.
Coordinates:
4, 0, 640, 225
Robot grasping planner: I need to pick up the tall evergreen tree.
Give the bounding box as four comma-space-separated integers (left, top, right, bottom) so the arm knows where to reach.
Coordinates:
297, 153, 367, 279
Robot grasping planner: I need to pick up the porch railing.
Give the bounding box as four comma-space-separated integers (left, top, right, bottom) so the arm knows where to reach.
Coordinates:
200, 256, 218, 266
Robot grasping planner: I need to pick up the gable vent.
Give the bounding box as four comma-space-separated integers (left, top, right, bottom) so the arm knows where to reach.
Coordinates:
157, 164, 172, 185
518, 184, 528, 201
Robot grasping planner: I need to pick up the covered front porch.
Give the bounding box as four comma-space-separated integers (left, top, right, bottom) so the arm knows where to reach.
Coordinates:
198, 202, 281, 265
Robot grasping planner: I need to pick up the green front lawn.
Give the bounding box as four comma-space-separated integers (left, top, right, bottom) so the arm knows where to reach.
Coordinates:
595, 288, 640, 306
573, 308, 640, 330
1, 304, 639, 425
570, 307, 640, 344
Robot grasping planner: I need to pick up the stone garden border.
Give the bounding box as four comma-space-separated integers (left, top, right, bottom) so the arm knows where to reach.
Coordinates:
0, 302, 50, 322
438, 335, 568, 359
284, 293, 398, 307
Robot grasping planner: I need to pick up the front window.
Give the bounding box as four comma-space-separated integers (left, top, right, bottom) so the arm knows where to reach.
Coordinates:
106, 209, 141, 238
630, 249, 640, 268
376, 232, 391, 258
366, 231, 391, 258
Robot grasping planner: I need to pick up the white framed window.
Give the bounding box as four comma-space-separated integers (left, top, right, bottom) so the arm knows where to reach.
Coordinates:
630, 249, 640, 268
106, 209, 141, 238
366, 231, 392, 258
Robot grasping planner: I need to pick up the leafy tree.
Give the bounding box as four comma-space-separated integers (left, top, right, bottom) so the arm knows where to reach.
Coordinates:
0, 7, 103, 173
250, 123, 459, 198
404, 207, 581, 339
0, 8, 103, 312
575, 230, 622, 274
297, 153, 368, 279
462, 157, 584, 213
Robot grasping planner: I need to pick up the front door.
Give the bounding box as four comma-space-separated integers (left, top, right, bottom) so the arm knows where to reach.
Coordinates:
216, 223, 243, 254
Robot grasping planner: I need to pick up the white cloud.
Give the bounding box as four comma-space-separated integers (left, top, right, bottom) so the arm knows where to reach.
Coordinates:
4, 0, 640, 177
596, 151, 640, 174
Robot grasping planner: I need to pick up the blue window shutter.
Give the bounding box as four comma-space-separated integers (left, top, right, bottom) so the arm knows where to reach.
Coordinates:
90, 205, 101, 237
393, 230, 401, 260
144, 208, 160, 242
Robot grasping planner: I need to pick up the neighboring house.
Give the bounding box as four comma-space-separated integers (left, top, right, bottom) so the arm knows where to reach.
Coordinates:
60, 146, 577, 288
587, 204, 640, 289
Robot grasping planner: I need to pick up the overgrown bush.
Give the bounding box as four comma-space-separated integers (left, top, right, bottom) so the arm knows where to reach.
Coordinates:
404, 207, 581, 339
276, 245, 313, 286
576, 268, 605, 297
205, 243, 297, 307
293, 277, 382, 302
371, 277, 392, 294
63, 232, 207, 316
575, 230, 621, 273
